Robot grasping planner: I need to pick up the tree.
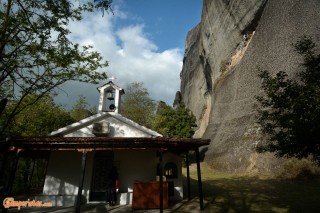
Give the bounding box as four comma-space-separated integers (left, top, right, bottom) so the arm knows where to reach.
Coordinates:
69, 95, 96, 121
120, 82, 156, 128
256, 36, 320, 164
0, 0, 111, 135
0, 94, 74, 194
0, 94, 74, 137
152, 102, 197, 138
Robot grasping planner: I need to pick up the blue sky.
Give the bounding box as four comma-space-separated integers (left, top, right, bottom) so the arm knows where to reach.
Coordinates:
116, 0, 203, 51
56, 0, 203, 108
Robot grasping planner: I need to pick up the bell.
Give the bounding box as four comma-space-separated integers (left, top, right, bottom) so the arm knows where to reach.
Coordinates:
107, 91, 114, 100
109, 104, 116, 111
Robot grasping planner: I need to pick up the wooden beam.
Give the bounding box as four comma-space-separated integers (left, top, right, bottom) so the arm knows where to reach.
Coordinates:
195, 149, 204, 211
1, 137, 210, 152
75, 151, 87, 213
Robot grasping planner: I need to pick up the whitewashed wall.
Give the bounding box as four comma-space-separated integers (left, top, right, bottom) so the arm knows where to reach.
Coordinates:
40, 151, 94, 206
114, 150, 158, 191
41, 150, 183, 206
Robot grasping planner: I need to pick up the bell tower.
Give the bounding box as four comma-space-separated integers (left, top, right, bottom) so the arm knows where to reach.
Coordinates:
97, 78, 125, 113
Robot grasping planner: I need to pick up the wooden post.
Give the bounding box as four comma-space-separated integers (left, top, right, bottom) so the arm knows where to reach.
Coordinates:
158, 150, 163, 213
186, 151, 191, 201
2, 150, 20, 213
41, 155, 50, 188
0, 151, 8, 186
26, 158, 36, 197
7, 150, 20, 196
195, 149, 204, 210
75, 151, 87, 213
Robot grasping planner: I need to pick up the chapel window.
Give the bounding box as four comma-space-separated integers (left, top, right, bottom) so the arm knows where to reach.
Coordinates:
164, 162, 178, 179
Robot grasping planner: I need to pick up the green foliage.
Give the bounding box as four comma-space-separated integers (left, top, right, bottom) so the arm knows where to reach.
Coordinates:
69, 95, 95, 121
0, 94, 74, 194
0, 0, 111, 134
152, 102, 197, 138
256, 36, 320, 164
0, 94, 74, 136
0, 153, 48, 196
120, 82, 156, 128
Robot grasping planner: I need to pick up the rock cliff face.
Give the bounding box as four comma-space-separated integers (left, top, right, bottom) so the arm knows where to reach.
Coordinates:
179, 0, 320, 174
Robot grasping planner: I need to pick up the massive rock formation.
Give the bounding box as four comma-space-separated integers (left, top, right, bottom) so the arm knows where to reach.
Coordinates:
179, 0, 320, 174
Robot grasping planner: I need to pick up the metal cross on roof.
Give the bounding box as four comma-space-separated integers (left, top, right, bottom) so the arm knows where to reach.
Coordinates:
108, 76, 116, 82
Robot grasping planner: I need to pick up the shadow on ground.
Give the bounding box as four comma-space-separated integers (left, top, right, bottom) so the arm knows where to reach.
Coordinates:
184, 171, 320, 213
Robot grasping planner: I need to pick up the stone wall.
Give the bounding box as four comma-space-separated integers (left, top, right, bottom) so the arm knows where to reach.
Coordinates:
179, 0, 320, 174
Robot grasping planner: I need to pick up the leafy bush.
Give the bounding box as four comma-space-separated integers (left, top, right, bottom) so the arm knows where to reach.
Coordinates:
256, 36, 320, 164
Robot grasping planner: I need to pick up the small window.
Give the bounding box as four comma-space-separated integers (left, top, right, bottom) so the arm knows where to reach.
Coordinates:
164, 162, 178, 179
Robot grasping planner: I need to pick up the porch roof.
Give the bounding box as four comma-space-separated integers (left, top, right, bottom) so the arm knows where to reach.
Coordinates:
0, 137, 210, 153
1, 137, 210, 212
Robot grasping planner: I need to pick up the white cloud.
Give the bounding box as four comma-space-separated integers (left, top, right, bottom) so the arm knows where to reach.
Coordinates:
55, 6, 182, 108
117, 25, 158, 52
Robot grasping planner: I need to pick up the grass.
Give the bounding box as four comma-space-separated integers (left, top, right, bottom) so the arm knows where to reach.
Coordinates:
183, 163, 320, 213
